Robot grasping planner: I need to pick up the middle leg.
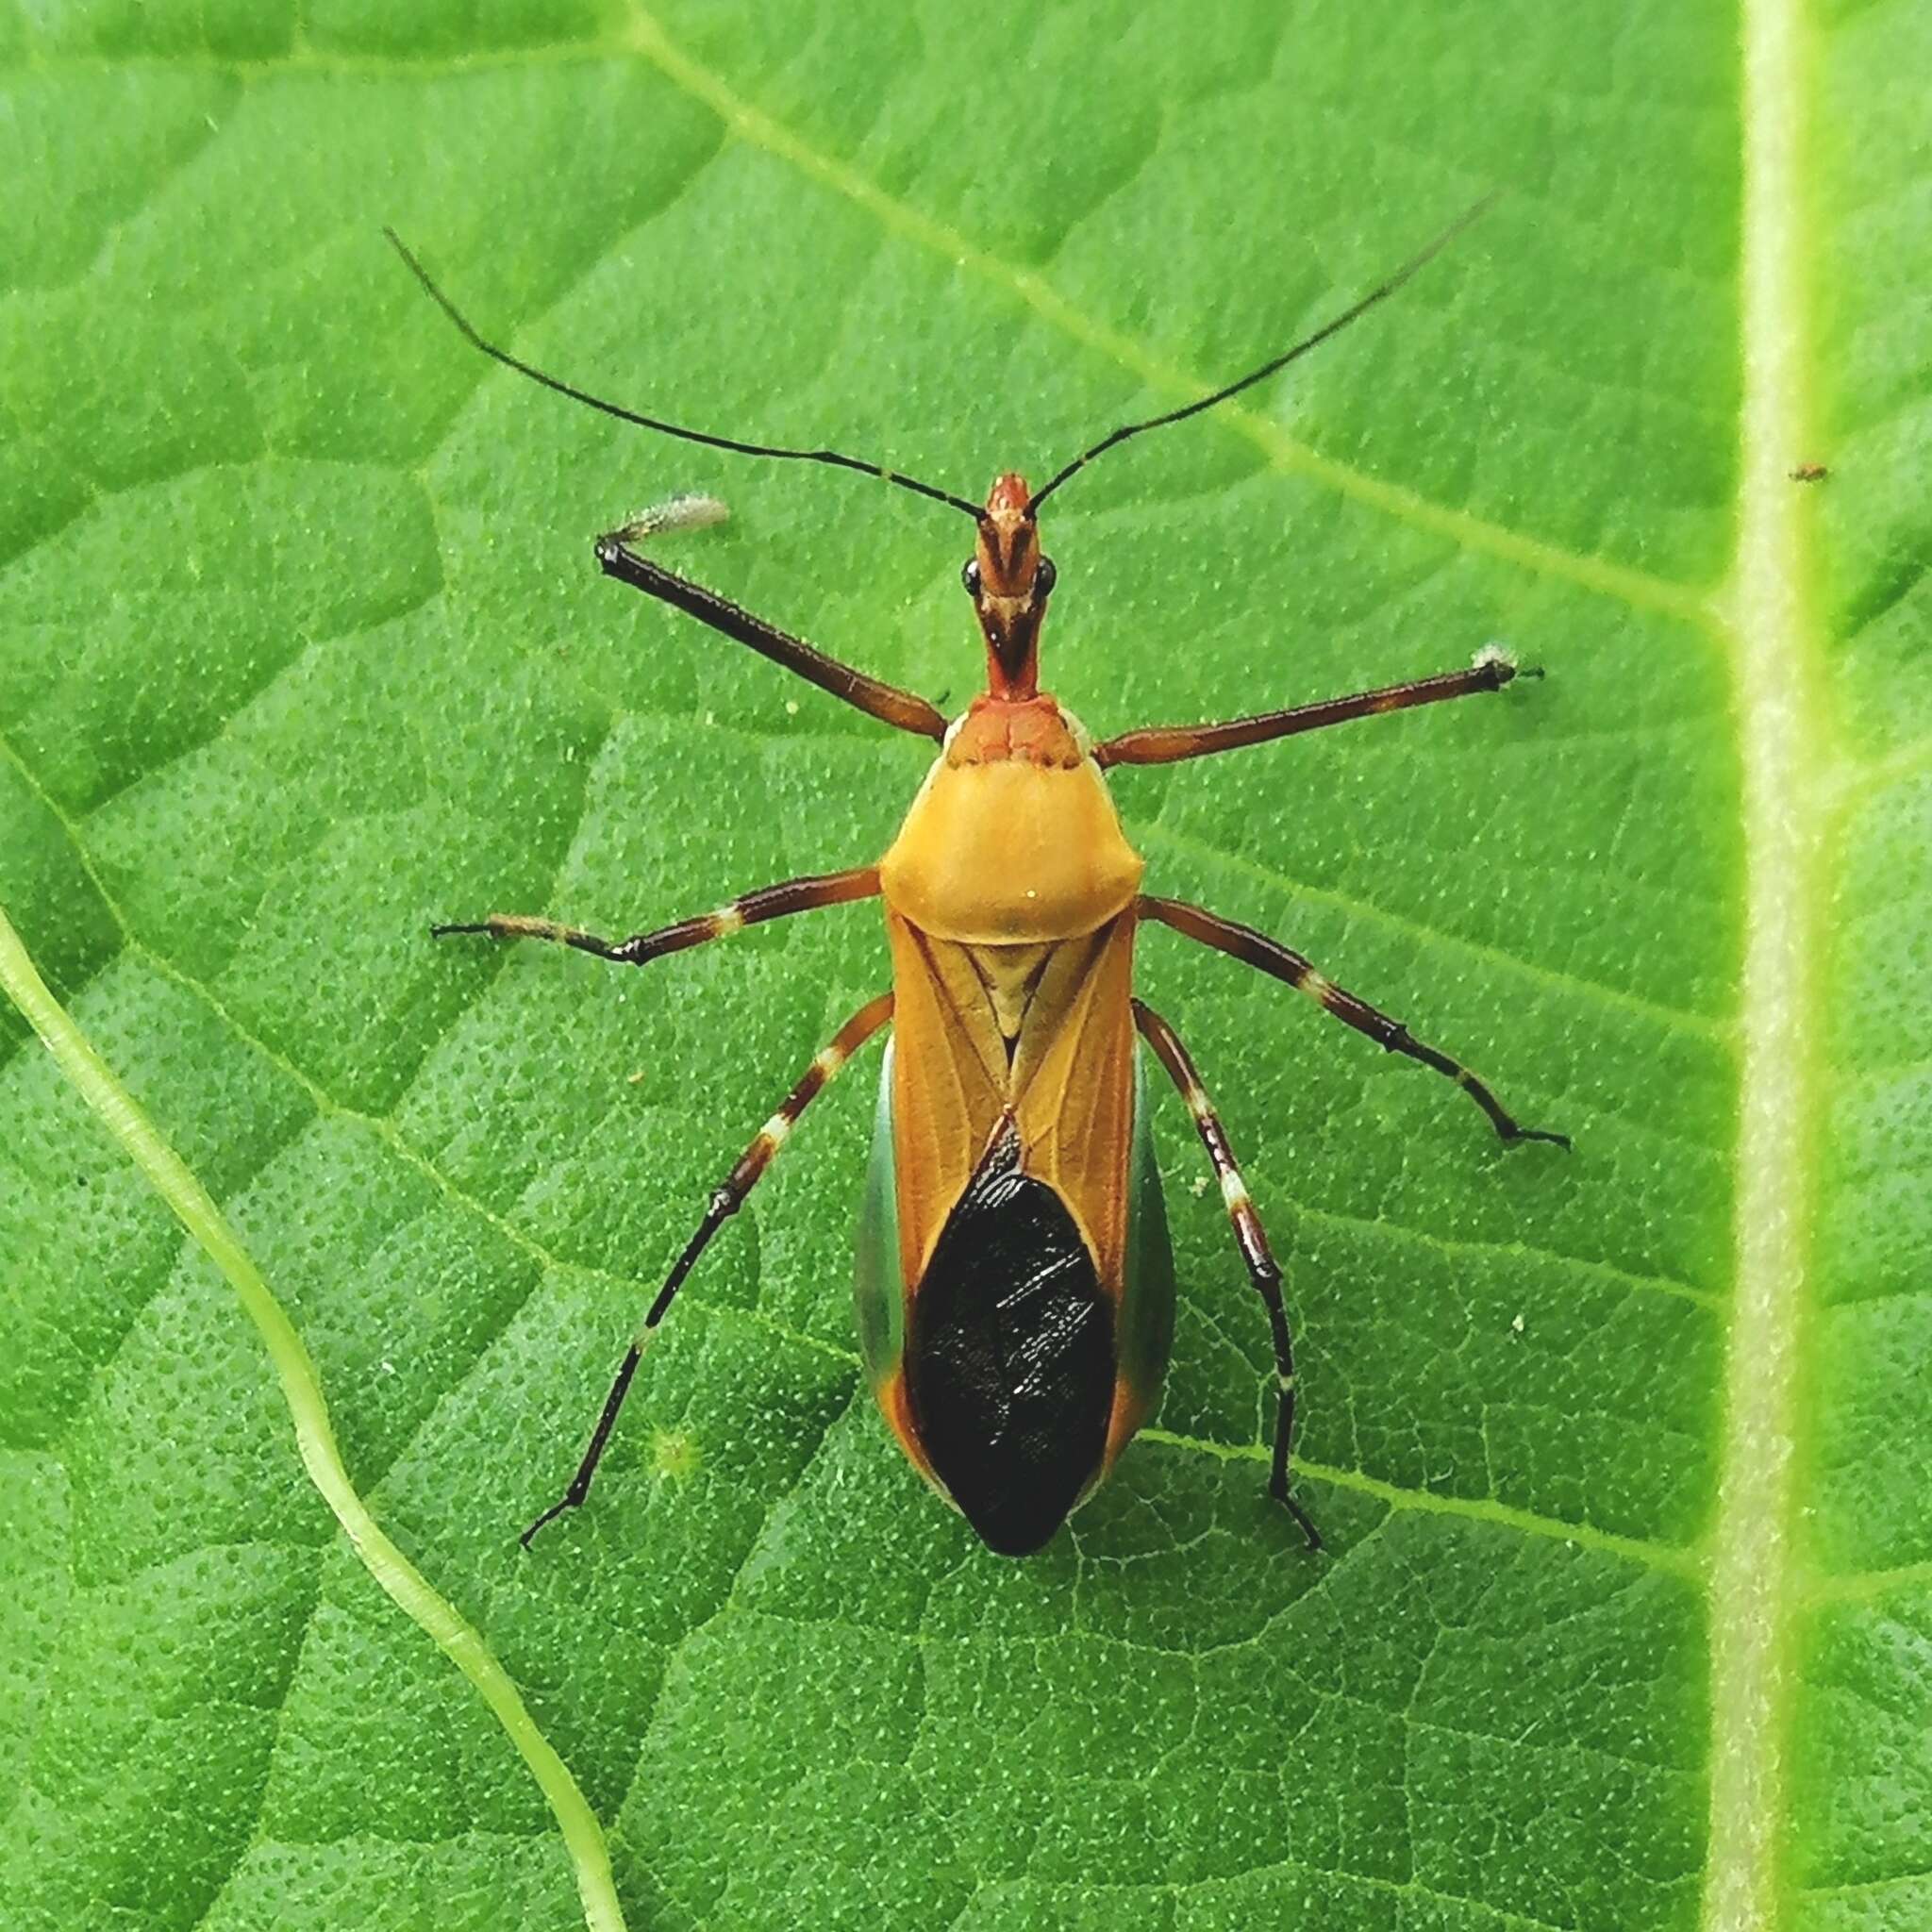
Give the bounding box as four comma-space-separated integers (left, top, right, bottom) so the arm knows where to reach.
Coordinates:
1133, 996, 1321, 1550
434, 865, 879, 969
1141, 895, 1570, 1147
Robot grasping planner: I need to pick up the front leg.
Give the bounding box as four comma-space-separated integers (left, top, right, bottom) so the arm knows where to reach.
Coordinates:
1095, 646, 1533, 768
597, 495, 949, 741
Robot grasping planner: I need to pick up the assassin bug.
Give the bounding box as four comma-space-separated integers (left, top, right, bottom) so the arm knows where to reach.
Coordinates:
390, 203, 1568, 1558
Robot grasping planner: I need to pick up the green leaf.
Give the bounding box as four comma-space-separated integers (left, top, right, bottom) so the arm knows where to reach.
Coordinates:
0, 4, 1924, 1930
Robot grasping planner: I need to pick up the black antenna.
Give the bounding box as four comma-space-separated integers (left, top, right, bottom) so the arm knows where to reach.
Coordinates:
1027, 194, 1498, 509
385, 230, 983, 519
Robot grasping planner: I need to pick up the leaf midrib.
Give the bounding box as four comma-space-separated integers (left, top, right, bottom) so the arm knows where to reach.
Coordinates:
1701, 0, 1825, 1926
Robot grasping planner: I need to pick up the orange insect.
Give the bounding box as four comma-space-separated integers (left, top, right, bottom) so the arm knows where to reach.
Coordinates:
391, 205, 1566, 1557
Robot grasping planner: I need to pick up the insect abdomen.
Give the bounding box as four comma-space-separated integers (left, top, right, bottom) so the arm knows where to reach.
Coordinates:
904, 1114, 1114, 1556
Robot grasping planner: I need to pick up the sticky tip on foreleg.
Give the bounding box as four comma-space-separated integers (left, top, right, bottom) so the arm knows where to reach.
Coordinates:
609, 493, 731, 544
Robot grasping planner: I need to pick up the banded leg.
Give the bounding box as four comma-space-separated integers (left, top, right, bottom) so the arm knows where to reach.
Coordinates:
434, 865, 879, 967
1095, 647, 1532, 768
595, 498, 948, 741
1141, 896, 1570, 1148
1132, 998, 1320, 1550
522, 991, 893, 1546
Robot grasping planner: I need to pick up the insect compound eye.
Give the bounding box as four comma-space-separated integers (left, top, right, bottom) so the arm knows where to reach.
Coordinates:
1035, 556, 1058, 598
961, 558, 981, 596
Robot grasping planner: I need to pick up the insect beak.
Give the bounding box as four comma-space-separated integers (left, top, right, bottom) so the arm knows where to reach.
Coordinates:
974, 476, 1047, 699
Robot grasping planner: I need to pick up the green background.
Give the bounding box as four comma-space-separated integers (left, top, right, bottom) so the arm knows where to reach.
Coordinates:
2, 2, 1927, 1928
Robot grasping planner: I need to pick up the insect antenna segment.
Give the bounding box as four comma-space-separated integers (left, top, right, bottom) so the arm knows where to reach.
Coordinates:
382, 228, 982, 517
1026, 192, 1498, 508
389, 198, 1491, 532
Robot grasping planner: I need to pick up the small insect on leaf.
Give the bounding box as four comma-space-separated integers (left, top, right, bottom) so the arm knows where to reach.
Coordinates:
397, 197, 1569, 1562
1790, 460, 1829, 481
649, 1429, 700, 1480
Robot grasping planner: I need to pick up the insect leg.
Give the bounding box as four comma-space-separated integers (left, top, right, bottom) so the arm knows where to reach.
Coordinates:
1141, 896, 1570, 1147
1094, 647, 1531, 767
1131, 996, 1320, 1550
596, 496, 949, 741
521, 991, 893, 1546
434, 865, 879, 967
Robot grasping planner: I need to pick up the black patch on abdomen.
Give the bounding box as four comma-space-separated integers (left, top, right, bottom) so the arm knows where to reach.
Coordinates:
906, 1115, 1114, 1557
